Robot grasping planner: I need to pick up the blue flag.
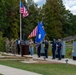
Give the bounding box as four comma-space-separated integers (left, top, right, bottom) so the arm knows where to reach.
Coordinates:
35, 22, 46, 43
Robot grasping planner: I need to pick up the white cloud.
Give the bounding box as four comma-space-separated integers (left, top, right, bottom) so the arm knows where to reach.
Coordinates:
34, 0, 46, 7
34, 0, 41, 3
34, 0, 76, 15
63, 0, 76, 15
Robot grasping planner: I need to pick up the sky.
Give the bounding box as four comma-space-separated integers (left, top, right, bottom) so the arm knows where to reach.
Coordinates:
34, 0, 76, 15
34, 0, 46, 7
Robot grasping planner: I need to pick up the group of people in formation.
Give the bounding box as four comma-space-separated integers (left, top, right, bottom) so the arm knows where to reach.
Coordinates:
51, 39, 62, 60
36, 40, 49, 58
5, 37, 62, 60
15, 38, 35, 56
15, 38, 49, 57
36, 39, 62, 60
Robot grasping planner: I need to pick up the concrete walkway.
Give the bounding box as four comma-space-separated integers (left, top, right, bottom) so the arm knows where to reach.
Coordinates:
0, 65, 42, 75
33, 55, 76, 65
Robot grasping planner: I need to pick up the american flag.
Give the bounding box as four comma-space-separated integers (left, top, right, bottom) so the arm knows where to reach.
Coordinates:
28, 26, 38, 38
20, 2, 29, 17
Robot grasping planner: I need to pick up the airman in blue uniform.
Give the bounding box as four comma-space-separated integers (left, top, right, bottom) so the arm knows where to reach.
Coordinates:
51, 39, 56, 59
57, 39, 62, 60
44, 40, 49, 58
37, 43, 41, 58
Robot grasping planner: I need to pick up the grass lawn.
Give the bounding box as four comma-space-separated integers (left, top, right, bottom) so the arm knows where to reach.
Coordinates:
0, 74, 3, 75
0, 60, 76, 75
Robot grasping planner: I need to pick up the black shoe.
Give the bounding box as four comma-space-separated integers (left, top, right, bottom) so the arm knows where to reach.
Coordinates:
46, 57, 48, 58
38, 56, 40, 58
58, 59, 61, 60
52, 58, 55, 59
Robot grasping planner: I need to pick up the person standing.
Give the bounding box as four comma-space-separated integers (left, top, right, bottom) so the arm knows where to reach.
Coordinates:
5, 38, 10, 53
16, 38, 20, 55
57, 39, 62, 60
11, 41, 17, 55
51, 39, 57, 59
44, 40, 49, 58
37, 43, 41, 58
29, 39, 34, 56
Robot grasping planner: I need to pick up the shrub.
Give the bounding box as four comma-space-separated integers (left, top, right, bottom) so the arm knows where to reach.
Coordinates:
0, 32, 6, 52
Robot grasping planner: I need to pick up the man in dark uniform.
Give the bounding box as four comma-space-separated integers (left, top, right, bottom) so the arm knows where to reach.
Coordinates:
44, 40, 49, 58
57, 39, 62, 60
37, 43, 41, 58
51, 39, 56, 59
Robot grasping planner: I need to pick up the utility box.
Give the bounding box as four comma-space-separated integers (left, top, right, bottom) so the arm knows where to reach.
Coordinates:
72, 41, 76, 60
61, 41, 66, 58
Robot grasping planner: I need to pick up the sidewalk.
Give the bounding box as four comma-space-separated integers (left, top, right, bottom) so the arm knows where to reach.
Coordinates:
1, 53, 76, 65
0, 65, 42, 75
33, 55, 76, 65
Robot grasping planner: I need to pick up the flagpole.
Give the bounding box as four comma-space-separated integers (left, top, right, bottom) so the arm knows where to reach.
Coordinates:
20, 0, 22, 41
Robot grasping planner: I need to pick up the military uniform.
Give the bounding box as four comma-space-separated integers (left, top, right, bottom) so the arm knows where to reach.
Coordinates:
51, 39, 56, 59
5, 38, 10, 53
44, 40, 49, 58
57, 39, 62, 60
11, 41, 17, 54
37, 43, 41, 57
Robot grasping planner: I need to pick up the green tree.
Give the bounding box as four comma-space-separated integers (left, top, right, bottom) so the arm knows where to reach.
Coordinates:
43, 0, 63, 39
0, 0, 76, 40
0, 0, 19, 39
71, 15, 76, 35
0, 32, 6, 52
